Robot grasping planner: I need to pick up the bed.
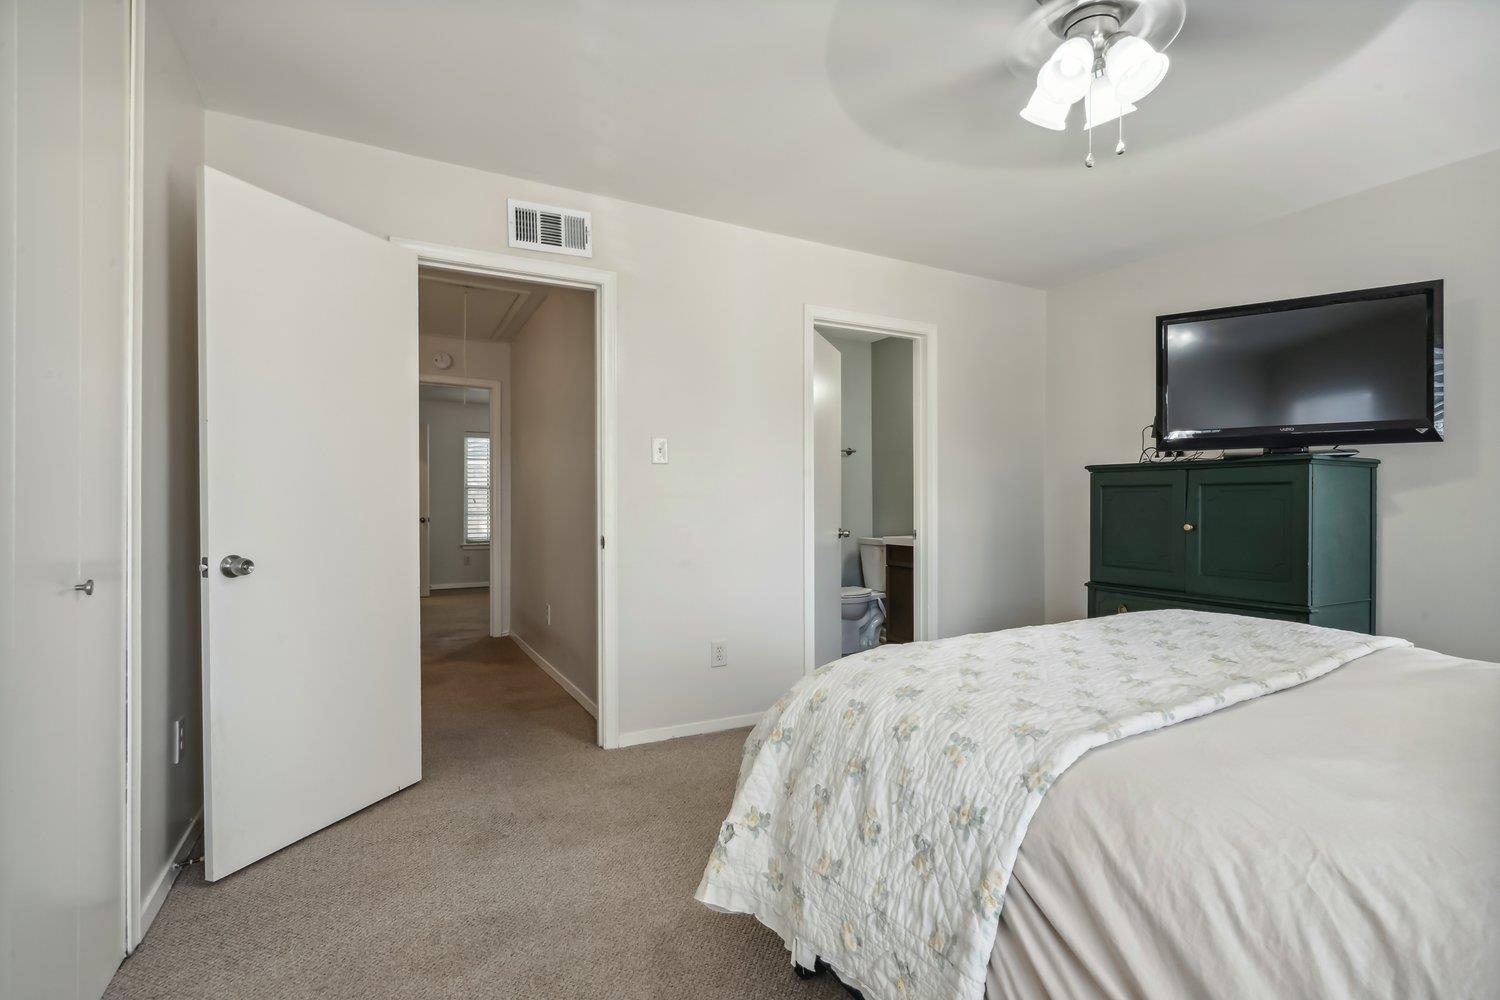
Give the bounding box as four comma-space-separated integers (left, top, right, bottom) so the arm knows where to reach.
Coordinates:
696, 611, 1500, 1000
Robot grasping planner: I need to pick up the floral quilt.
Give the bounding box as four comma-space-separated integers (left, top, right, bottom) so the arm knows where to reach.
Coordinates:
695, 610, 1407, 1000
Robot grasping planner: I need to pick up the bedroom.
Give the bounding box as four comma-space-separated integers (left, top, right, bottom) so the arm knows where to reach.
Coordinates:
2, 2, 1496, 999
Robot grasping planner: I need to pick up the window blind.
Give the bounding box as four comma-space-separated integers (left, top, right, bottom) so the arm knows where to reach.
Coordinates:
463, 434, 490, 545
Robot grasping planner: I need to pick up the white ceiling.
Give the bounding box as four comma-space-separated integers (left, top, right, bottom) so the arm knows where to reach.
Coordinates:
162, 0, 1500, 287
418, 269, 548, 342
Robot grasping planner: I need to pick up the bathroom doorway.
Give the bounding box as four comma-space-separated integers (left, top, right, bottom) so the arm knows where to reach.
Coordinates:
803, 306, 936, 673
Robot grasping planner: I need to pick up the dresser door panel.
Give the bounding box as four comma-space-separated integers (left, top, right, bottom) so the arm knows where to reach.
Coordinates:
1090, 469, 1187, 591
1186, 467, 1309, 605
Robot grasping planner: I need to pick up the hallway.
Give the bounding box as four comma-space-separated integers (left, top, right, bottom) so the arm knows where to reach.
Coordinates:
103, 589, 840, 1000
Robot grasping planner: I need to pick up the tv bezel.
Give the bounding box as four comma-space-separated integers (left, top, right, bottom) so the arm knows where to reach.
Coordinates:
1155, 279, 1444, 451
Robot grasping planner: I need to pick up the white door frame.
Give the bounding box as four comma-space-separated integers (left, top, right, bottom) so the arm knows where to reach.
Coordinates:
419, 375, 509, 637
396, 240, 619, 749
802, 305, 938, 675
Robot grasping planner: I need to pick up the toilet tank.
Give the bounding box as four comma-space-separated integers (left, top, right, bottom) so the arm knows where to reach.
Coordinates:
858, 538, 886, 592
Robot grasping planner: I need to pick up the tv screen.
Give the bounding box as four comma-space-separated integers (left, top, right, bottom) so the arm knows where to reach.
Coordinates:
1156, 281, 1443, 451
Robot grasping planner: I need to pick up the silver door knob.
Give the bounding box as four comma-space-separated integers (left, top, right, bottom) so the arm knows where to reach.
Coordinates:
75, 579, 94, 596
220, 555, 255, 578
836, 528, 851, 539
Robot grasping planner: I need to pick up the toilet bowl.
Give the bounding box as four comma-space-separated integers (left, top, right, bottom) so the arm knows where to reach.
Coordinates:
841, 586, 885, 654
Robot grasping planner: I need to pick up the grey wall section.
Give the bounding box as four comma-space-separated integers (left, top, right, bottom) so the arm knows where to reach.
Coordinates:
420, 396, 491, 587
204, 112, 1047, 740
871, 337, 914, 536
1044, 149, 1500, 661
137, 0, 205, 935
510, 287, 598, 702
821, 332, 872, 585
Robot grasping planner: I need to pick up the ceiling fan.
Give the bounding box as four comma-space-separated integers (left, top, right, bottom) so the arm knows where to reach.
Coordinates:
1009, 0, 1186, 166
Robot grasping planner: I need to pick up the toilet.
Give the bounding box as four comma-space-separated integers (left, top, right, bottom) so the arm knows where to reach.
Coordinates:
840, 539, 888, 654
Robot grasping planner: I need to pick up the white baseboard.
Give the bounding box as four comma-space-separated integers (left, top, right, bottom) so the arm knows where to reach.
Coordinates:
429, 582, 490, 591
139, 808, 202, 941
511, 632, 598, 718
617, 712, 763, 748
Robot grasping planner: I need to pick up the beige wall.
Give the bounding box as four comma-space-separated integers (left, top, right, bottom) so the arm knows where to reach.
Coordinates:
871, 337, 914, 537
136, 0, 205, 936
205, 112, 1048, 740
510, 287, 598, 702
1044, 150, 1500, 661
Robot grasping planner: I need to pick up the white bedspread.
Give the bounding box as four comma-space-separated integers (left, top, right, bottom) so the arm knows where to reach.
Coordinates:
695, 611, 1407, 1000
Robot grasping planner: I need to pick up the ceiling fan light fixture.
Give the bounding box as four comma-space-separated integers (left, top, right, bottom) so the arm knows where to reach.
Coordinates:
1082, 76, 1136, 130
1019, 87, 1072, 130
1035, 36, 1094, 104
1105, 34, 1170, 103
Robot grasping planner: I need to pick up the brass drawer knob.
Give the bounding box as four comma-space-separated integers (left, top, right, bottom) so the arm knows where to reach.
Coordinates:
1182, 522, 1196, 532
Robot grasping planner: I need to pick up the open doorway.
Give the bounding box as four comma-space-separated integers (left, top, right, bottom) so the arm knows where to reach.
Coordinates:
415, 263, 604, 730
804, 307, 936, 672
417, 382, 494, 638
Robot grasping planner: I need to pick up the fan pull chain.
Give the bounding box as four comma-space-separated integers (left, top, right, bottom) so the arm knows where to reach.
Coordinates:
1084, 91, 1095, 168
1116, 111, 1126, 156
461, 288, 470, 405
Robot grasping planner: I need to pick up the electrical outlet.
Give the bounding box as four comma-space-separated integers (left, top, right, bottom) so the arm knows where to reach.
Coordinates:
463, 554, 471, 566
710, 640, 728, 668
545, 603, 552, 626
172, 717, 186, 765
652, 437, 669, 464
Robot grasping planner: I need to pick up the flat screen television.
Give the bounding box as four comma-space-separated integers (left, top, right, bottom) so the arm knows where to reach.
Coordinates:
1156, 280, 1444, 451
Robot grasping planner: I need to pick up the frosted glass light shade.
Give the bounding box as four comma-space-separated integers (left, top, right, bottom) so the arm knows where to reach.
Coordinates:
1082, 77, 1136, 129
1019, 88, 1071, 131
1106, 34, 1169, 103
1037, 36, 1094, 104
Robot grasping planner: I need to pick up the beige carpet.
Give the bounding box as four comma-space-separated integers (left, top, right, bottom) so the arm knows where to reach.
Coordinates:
105, 588, 843, 1000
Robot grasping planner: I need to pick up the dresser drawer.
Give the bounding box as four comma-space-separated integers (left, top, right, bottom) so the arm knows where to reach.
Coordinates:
1089, 586, 1305, 623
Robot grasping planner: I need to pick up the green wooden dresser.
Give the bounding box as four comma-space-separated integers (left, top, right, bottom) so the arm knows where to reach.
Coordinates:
1087, 455, 1378, 633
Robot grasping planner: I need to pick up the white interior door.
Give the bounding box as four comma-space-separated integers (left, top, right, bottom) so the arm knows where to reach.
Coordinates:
199, 168, 421, 881
813, 335, 843, 667
419, 422, 431, 598
1, 2, 128, 996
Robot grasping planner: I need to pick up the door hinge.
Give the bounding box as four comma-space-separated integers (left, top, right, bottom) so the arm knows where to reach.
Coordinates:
600, 535, 606, 550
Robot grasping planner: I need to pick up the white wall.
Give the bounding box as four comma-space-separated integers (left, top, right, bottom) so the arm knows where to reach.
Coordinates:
133, 0, 205, 939
203, 112, 1048, 741
510, 287, 598, 704
819, 332, 873, 585
419, 395, 491, 587
1044, 150, 1500, 662
871, 337, 914, 537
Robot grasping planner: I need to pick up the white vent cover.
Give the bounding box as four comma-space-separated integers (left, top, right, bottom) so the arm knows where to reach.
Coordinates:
507, 199, 592, 258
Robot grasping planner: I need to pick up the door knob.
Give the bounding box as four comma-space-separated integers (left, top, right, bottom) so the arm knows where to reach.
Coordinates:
1182, 523, 1196, 532
220, 555, 256, 578
75, 579, 94, 596
836, 528, 852, 539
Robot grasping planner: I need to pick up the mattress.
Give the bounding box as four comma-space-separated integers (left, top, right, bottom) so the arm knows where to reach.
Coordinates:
987, 644, 1500, 1000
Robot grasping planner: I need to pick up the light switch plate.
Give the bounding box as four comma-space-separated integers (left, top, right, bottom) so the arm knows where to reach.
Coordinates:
652, 437, 669, 464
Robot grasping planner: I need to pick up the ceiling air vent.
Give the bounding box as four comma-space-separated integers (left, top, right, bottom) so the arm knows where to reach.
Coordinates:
508, 199, 592, 258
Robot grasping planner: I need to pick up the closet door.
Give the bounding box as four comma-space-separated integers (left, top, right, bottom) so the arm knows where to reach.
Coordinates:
0, 1, 129, 997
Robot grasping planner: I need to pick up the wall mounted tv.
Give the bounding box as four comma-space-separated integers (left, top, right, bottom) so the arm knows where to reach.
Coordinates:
1156, 280, 1444, 452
